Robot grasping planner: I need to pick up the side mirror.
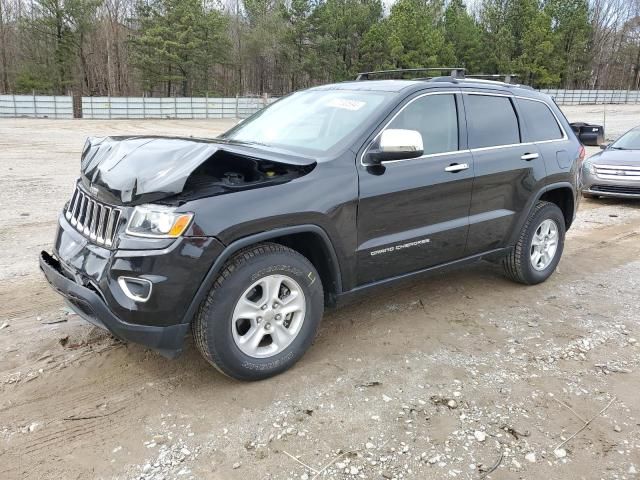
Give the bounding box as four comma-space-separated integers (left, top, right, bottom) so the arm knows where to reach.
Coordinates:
599, 143, 609, 150
367, 129, 424, 164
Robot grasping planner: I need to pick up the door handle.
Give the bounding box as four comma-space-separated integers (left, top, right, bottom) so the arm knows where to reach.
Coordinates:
521, 153, 539, 161
445, 163, 469, 172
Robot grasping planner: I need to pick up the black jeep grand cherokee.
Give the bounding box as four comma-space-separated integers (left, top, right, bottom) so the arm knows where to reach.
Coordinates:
41, 74, 583, 380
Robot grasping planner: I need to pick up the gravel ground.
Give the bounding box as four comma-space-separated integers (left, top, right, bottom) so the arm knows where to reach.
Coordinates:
0, 105, 639, 480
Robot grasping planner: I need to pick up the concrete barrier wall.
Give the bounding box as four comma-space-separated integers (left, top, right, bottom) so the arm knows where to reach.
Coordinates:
2, 90, 639, 119
0, 95, 74, 118
540, 89, 640, 105
0, 95, 276, 119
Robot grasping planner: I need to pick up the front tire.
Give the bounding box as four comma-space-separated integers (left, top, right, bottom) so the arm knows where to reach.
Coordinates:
192, 243, 324, 381
502, 201, 566, 285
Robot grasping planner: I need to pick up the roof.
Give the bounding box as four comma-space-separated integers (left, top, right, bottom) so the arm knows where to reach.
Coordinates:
310, 78, 544, 100
310, 80, 424, 93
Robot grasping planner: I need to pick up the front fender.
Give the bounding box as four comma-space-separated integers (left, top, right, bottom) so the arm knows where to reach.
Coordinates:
179, 224, 342, 325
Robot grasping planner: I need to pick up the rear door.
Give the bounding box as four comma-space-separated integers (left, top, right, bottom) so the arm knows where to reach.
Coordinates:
463, 92, 546, 255
515, 96, 571, 183
356, 91, 474, 285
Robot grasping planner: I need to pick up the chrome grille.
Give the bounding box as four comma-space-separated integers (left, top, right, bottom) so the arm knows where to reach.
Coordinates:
594, 164, 640, 181
65, 185, 122, 247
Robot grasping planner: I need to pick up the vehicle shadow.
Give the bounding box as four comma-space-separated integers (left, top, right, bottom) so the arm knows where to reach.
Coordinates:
125, 259, 514, 394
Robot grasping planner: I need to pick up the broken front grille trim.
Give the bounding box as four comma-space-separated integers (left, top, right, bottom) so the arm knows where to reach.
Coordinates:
64, 185, 122, 247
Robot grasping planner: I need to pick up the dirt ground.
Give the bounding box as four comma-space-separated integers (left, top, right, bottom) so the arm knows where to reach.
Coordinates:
0, 105, 639, 480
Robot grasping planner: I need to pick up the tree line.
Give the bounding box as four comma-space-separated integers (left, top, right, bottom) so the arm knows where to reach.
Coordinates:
0, 0, 639, 97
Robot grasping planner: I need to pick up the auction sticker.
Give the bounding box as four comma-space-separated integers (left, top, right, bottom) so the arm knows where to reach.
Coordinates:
327, 99, 366, 111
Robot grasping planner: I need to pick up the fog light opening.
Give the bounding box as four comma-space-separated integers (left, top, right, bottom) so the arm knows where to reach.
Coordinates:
118, 276, 153, 303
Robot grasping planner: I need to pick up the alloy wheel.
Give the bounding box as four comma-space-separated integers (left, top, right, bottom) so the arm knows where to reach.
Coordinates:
530, 219, 559, 271
231, 274, 306, 358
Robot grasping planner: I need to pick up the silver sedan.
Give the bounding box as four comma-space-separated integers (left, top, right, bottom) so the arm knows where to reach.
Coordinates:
582, 126, 640, 199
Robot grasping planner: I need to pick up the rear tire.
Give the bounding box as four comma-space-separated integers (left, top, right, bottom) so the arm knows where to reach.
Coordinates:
502, 201, 565, 285
192, 242, 323, 381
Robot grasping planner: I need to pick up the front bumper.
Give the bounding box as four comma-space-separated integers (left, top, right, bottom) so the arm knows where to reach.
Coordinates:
40, 213, 225, 357
583, 186, 640, 199
581, 168, 640, 199
40, 251, 189, 358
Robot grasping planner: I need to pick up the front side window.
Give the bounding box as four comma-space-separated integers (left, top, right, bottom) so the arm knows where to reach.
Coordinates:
221, 89, 394, 156
518, 98, 563, 142
387, 94, 458, 155
465, 94, 520, 149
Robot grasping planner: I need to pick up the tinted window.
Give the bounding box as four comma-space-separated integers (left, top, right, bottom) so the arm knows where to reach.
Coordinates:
518, 98, 563, 141
465, 95, 520, 148
388, 94, 458, 155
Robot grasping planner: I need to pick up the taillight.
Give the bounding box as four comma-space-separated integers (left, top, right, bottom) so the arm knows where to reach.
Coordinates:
578, 144, 585, 165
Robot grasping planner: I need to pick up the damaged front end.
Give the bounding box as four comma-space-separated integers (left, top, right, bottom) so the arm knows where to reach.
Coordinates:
80, 135, 315, 205
41, 135, 316, 357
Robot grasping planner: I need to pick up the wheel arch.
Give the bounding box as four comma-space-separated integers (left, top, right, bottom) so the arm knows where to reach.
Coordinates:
269, 230, 341, 306
538, 183, 576, 229
506, 182, 576, 247
181, 225, 342, 325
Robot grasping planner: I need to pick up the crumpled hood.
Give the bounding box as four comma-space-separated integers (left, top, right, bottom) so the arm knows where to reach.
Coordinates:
80, 136, 314, 205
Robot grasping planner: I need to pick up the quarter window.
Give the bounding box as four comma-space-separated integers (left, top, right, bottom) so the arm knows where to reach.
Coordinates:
517, 98, 563, 142
387, 94, 458, 155
465, 95, 520, 149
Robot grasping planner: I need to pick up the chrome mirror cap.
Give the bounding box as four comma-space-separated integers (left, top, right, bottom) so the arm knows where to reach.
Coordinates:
366, 129, 424, 165
379, 129, 424, 154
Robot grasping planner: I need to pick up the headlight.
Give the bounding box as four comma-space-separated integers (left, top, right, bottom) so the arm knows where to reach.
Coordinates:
126, 205, 193, 238
583, 160, 595, 174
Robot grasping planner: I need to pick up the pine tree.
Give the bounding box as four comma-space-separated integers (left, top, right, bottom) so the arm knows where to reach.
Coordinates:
444, 0, 483, 72
130, 0, 229, 96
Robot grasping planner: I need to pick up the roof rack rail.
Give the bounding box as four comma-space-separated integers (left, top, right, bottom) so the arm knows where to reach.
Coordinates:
465, 73, 519, 84
429, 76, 461, 83
355, 67, 466, 81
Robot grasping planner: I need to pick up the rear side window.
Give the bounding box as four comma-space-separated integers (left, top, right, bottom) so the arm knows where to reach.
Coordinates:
388, 94, 458, 155
465, 95, 520, 149
518, 98, 564, 142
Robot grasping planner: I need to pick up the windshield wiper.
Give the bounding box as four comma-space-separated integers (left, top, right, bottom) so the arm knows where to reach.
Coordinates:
221, 138, 270, 148
609, 146, 628, 150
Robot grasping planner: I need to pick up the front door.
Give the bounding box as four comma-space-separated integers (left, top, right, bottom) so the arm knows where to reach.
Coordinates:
356, 92, 474, 285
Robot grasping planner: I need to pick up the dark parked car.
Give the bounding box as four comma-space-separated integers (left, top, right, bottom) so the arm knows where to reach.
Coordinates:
582, 126, 640, 199
40, 72, 583, 380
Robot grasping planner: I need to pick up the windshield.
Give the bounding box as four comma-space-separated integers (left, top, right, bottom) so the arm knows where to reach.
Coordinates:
611, 128, 640, 150
220, 89, 393, 155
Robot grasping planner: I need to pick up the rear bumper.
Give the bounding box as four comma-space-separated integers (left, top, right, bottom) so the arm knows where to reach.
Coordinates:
40, 251, 189, 358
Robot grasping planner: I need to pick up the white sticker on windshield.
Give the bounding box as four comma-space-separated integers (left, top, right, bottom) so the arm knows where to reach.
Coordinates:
327, 99, 366, 111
